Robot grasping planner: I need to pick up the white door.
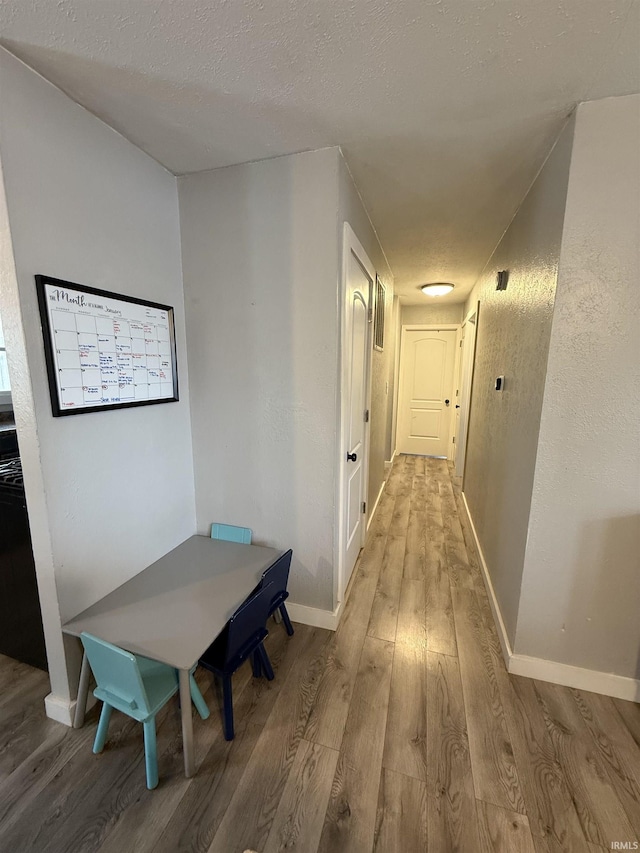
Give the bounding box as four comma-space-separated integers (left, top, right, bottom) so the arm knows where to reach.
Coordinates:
455, 305, 479, 478
339, 224, 374, 600
453, 326, 465, 451
397, 327, 457, 457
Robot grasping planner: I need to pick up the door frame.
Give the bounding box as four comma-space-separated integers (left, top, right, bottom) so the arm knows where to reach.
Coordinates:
455, 303, 479, 480
397, 323, 462, 460
336, 222, 375, 606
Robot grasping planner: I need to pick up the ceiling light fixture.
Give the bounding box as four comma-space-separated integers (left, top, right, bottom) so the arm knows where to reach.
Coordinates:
420, 282, 455, 297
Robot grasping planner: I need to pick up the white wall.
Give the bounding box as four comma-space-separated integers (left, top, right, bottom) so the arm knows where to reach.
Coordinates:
0, 49, 196, 714
337, 152, 395, 510
516, 95, 640, 682
462, 115, 576, 646
179, 150, 339, 612
180, 148, 394, 615
401, 303, 464, 326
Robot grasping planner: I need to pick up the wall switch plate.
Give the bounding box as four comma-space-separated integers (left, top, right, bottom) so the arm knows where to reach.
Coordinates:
495, 375, 505, 391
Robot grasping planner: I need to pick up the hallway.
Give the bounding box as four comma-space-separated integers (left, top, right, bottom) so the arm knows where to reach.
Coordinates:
0, 455, 638, 852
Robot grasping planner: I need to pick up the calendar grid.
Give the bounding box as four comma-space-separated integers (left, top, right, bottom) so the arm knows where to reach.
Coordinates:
36, 276, 178, 416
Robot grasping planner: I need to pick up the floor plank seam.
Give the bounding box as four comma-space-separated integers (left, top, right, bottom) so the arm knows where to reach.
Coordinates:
2, 454, 639, 853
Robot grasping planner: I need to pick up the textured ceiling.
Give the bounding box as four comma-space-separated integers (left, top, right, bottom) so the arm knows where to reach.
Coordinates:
1, 0, 638, 304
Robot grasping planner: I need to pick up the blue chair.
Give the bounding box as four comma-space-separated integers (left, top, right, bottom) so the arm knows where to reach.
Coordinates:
80, 632, 210, 790
210, 523, 252, 545
198, 581, 276, 741
261, 549, 294, 637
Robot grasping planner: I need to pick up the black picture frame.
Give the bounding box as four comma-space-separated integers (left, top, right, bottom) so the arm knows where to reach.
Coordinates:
374, 275, 386, 351
35, 275, 179, 417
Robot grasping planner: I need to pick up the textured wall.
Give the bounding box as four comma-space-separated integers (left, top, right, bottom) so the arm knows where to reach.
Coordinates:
179, 150, 339, 611
401, 303, 464, 326
516, 95, 640, 679
337, 152, 395, 513
463, 114, 575, 646
0, 49, 196, 706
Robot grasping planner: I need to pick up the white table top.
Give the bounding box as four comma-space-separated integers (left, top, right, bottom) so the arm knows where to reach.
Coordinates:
63, 535, 283, 670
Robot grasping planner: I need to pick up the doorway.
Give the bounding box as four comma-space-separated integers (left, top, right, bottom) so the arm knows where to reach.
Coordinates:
455, 304, 479, 479
337, 223, 375, 603
0, 313, 47, 670
396, 324, 460, 458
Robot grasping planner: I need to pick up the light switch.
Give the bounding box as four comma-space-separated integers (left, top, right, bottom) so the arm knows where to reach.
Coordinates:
495, 375, 505, 391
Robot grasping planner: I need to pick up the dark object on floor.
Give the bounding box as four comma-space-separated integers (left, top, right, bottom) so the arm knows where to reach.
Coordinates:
0, 454, 47, 670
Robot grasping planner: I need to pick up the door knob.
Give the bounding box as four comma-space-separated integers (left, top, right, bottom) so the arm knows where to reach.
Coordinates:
347, 452, 357, 462
445, 399, 450, 406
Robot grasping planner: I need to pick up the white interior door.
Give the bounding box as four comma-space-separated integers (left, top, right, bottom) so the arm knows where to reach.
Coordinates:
397, 327, 457, 457
455, 305, 479, 478
452, 326, 465, 451
339, 224, 374, 600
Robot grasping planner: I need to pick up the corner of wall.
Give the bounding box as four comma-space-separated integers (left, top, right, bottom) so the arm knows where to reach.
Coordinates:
514, 94, 640, 686
0, 154, 75, 708
460, 491, 640, 702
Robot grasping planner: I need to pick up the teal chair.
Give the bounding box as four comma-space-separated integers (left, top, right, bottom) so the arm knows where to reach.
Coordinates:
80, 632, 210, 789
210, 523, 252, 545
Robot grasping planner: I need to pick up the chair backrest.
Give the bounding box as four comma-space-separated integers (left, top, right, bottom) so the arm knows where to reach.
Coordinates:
81, 632, 150, 718
225, 581, 276, 667
261, 549, 293, 599
210, 523, 252, 545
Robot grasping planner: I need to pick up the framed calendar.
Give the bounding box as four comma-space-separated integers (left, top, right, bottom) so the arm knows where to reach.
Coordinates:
35, 275, 179, 417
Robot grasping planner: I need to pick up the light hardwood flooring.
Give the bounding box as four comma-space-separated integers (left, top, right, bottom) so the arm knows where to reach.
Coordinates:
1, 454, 639, 852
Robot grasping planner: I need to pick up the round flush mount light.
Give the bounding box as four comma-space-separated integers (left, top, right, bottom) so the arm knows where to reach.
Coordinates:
420, 282, 455, 297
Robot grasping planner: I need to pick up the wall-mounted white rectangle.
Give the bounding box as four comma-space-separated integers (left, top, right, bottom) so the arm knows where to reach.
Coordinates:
36, 275, 179, 417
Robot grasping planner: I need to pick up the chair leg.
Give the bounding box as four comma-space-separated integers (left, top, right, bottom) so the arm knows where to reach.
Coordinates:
222, 675, 234, 741
189, 672, 210, 720
280, 603, 295, 636
143, 718, 159, 790
257, 644, 275, 681
93, 702, 113, 754
250, 650, 262, 678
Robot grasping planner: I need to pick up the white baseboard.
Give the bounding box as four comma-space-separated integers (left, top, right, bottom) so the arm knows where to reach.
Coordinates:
45, 689, 98, 728
461, 491, 514, 663
384, 448, 397, 474
460, 492, 640, 703
44, 692, 75, 727
367, 480, 386, 532
509, 655, 640, 702
286, 600, 343, 632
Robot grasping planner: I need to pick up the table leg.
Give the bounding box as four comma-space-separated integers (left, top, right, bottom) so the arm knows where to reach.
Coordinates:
179, 668, 195, 777
73, 651, 91, 729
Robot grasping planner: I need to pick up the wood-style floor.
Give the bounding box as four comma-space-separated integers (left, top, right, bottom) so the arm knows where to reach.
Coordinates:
1, 455, 639, 852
